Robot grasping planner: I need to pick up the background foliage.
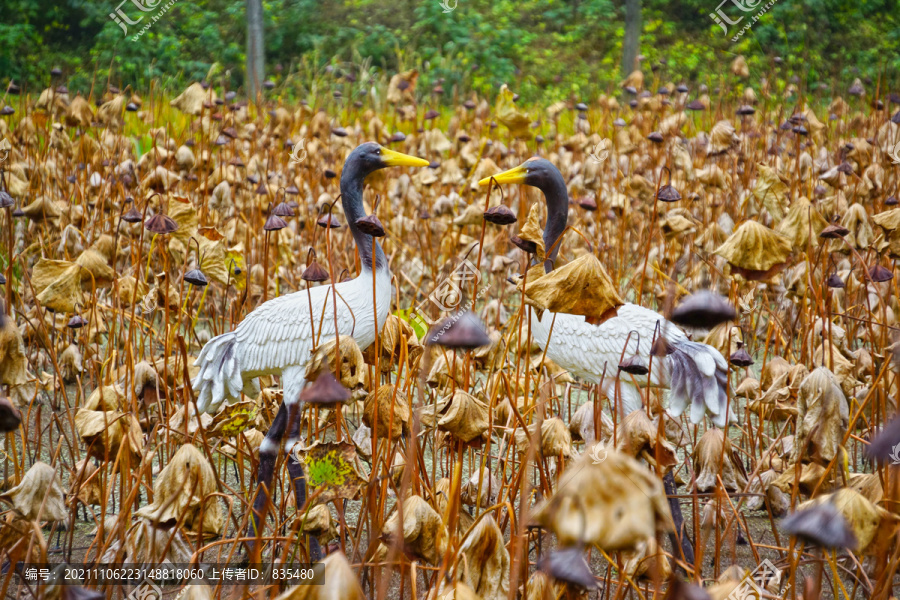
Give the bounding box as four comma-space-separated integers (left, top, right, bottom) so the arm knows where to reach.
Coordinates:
0, 0, 898, 102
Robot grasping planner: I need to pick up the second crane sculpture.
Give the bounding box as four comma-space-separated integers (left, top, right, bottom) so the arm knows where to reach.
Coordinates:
192, 142, 430, 553
481, 158, 732, 427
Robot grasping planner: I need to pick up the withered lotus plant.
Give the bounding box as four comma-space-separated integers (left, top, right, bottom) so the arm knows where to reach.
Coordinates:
520, 253, 623, 323
377, 494, 448, 565
363, 385, 411, 440
457, 516, 510, 600
794, 488, 898, 555
135, 444, 223, 536
438, 389, 489, 443
714, 220, 792, 281
790, 367, 849, 467
1, 462, 67, 521
274, 552, 364, 600
304, 336, 367, 391
532, 449, 673, 551
692, 427, 747, 492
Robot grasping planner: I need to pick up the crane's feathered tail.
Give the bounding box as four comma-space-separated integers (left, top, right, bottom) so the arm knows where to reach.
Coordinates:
666, 339, 732, 427
192, 332, 259, 414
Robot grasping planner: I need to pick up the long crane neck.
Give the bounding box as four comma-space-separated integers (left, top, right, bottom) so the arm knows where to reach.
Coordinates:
540, 171, 569, 273
340, 163, 387, 272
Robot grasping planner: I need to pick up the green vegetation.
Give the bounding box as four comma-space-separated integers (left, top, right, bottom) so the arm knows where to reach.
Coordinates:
1, 0, 899, 102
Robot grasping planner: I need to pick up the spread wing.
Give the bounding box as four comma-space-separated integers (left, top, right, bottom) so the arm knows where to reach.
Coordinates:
533, 303, 686, 386
234, 279, 364, 377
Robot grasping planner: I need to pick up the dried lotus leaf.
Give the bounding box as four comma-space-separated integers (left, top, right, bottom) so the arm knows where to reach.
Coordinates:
74, 409, 142, 461
22, 196, 61, 221
296, 441, 367, 503
531, 450, 673, 551
521, 254, 623, 322
304, 336, 366, 391
458, 516, 510, 600
363, 385, 410, 440
714, 220, 791, 278
438, 390, 489, 443
75, 248, 116, 283
708, 120, 739, 155
32, 259, 84, 313
515, 417, 573, 458
380, 495, 448, 565
692, 428, 747, 492
753, 164, 790, 221
274, 552, 364, 600
71, 459, 102, 506
790, 367, 848, 467
2, 462, 67, 521
495, 84, 532, 139
798, 488, 898, 555
832, 203, 873, 251
170, 82, 215, 116
135, 444, 223, 536
98, 96, 125, 129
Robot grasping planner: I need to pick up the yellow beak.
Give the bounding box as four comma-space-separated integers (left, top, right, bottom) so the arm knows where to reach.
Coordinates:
478, 164, 528, 186
380, 147, 430, 168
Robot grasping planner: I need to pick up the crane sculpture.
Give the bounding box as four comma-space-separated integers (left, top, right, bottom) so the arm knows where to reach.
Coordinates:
193, 142, 429, 553
481, 158, 732, 427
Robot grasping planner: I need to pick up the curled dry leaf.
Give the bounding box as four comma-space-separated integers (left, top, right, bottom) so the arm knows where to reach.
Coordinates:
32, 258, 84, 313
297, 441, 368, 503
532, 449, 673, 551
363, 385, 411, 440
135, 444, 223, 536
304, 336, 366, 391
776, 197, 828, 250
1, 462, 67, 521
796, 488, 898, 554
620, 536, 671, 580
379, 494, 448, 565
521, 254, 623, 322
714, 220, 792, 280
461, 466, 500, 508
71, 458, 102, 506
692, 428, 747, 492
274, 552, 364, 600
753, 164, 789, 221
102, 517, 193, 564
74, 409, 142, 461
790, 367, 849, 466
515, 417, 573, 459
0, 315, 30, 404
458, 515, 510, 600
170, 82, 216, 116
616, 409, 677, 471
438, 389, 489, 443
495, 84, 531, 139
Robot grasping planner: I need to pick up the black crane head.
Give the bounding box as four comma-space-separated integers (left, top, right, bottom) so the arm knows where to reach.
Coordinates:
346, 142, 429, 176
478, 156, 562, 191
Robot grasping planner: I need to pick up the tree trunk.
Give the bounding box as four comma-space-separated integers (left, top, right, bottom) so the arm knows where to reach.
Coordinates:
246, 0, 264, 99
621, 0, 641, 78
